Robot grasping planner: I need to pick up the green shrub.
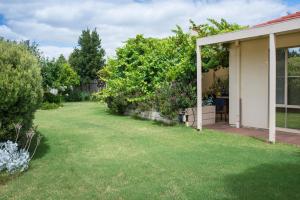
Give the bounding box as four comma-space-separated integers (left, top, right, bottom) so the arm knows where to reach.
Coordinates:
65, 90, 91, 102
41, 55, 79, 104
98, 19, 244, 115
0, 40, 43, 141
90, 92, 100, 101
43, 92, 62, 104
155, 81, 196, 120
40, 102, 62, 110
106, 95, 129, 114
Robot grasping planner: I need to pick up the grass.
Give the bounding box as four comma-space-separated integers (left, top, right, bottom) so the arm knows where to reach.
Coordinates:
0, 102, 299, 200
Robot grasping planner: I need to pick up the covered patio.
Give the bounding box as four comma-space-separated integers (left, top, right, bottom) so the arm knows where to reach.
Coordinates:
196, 12, 300, 143
205, 123, 300, 146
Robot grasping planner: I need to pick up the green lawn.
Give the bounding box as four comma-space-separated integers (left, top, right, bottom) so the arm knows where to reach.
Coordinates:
0, 102, 299, 200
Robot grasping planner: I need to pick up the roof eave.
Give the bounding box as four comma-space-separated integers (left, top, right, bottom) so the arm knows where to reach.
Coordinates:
197, 18, 300, 46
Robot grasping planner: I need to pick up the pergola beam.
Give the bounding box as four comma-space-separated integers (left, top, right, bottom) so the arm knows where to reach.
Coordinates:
197, 18, 300, 46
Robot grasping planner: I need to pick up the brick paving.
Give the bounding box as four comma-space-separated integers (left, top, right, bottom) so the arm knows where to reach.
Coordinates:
204, 123, 300, 146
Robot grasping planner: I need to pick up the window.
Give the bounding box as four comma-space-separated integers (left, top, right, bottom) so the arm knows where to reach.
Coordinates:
287, 48, 300, 106
276, 49, 285, 104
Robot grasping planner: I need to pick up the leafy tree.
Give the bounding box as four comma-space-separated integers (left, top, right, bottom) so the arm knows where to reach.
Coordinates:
56, 54, 67, 65
190, 19, 247, 71
98, 19, 244, 118
0, 38, 43, 62
98, 35, 168, 113
41, 55, 80, 103
69, 28, 105, 85
98, 29, 195, 115
21, 40, 43, 62
0, 40, 43, 140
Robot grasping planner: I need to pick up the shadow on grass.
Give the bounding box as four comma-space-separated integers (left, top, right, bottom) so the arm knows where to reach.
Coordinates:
129, 114, 178, 126
103, 109, 179, 127
28, 131, 50, 160
225, 162, 300, 200
151, 120, 177, 127
0, 172, 21, 186
104, 109, 127, 117
249, 135, 268, 144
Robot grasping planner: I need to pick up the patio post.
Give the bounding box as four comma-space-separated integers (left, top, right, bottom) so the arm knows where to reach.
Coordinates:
235, 41, 241, 128
196, 44, 202, 131
269, 33, 276, 143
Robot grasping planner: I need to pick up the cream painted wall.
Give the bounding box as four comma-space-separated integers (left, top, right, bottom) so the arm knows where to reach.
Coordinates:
228, 31, 300, 129
229, 38, 269, 129
240, 38, 269, 129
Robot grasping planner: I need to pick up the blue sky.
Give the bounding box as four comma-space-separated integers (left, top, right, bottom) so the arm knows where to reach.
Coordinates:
286, 0, 300, 6
0, 14, 5, 25
0, 0, 299, 58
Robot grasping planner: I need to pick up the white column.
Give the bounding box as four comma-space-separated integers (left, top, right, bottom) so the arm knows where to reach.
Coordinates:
235, 41, 241, 128
196, 44, 202, 131
269, 33, 276, 143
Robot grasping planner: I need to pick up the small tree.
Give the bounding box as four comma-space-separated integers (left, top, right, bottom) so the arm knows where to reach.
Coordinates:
41, 55, 80, 103
0, 40, 43, 141
69, 28, 106, 86
98, 19, 245, 118
190, 19, 247, 71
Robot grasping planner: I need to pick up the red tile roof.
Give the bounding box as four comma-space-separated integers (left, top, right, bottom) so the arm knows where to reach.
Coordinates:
254, 11, 300, 27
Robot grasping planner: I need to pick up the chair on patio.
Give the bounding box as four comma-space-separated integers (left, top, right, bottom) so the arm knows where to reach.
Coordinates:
215, 98, 227, 122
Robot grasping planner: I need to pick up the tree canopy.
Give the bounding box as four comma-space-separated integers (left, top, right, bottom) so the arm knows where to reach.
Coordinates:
0, 40, 43, 140
69, 29, 106, 85
41, 55, 80, 90
190, 19, 247, 71
97, 19, 245, 118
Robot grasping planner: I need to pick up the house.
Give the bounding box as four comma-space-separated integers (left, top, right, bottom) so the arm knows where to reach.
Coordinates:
196, 12, 300, 143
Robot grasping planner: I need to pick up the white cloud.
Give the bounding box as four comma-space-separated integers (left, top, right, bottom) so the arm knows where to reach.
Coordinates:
39, 45, 73, 59
0, 0, 298, 58
7, 20, 79, 45
0, 25, 27, 41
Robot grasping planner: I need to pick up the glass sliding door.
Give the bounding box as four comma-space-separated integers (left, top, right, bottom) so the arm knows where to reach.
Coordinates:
276, 49, 285, 105
276, 47, 300, 131
287, 48, 300, 129
276, 49, 286, 128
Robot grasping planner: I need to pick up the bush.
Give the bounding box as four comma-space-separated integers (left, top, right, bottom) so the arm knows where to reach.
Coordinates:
155, 82, 196, 120
40, 102, 62, 110
0, 141, 30, 174
106, 95, 129, 114
0, 123, 42, 174
65, 90, 91, 102
43, 92, 62, 104
0, 40, 43, 141
41, 55, 80, 103
98, 19, 244, 116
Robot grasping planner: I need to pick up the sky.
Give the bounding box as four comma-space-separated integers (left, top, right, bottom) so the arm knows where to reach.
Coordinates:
0, 0, 299, 59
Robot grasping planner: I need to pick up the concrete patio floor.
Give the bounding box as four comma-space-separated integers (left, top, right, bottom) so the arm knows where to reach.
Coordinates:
204, 123, 300, 146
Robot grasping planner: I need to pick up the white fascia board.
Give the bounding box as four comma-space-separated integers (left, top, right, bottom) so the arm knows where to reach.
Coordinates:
197, 18, 300, 46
